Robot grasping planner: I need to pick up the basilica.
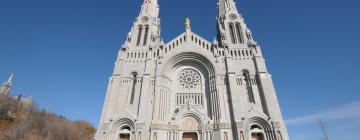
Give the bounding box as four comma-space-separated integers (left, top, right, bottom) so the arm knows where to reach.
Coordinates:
96, 0, 289, 140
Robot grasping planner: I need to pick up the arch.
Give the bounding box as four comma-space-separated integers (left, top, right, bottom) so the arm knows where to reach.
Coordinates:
236, 23, 244, 44
143, 25, 149, 46
153, 132, 158, 140
161, 52, 216, 76
239, 131, 245, 140
247, 117, 274, 140
111, 118, 135, 131
130, 72, 138, 104
276, 131, 283, 140
243, 70, 255, 103
182, 116, 200, 130
175, 110, 204, 127
160, 52, 219, 120
136, 25, 143, 46
229, 23, 237, 44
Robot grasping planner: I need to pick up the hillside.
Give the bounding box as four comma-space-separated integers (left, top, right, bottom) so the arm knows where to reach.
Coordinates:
0, 95, 96, 140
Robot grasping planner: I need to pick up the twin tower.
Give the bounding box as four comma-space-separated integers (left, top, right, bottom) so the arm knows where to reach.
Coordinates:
96, 0, 290, 140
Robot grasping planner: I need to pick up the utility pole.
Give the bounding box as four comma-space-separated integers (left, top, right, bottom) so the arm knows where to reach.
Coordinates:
319, 119, 331, 140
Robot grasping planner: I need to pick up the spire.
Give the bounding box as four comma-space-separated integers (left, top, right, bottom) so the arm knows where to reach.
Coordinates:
218, 0, 239, 17
8, 73, 13, 84
0, 73, 13, 96
2, 73, 13, 86
124, 0, 161, 48
139, 0, 159, 18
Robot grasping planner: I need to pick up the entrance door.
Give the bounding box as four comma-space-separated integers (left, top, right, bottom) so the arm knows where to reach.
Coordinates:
120, 134, 130, 140
251, 133, 263, 140
183, 132, 198, 140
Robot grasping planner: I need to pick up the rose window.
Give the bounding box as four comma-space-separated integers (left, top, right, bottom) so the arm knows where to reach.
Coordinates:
179, 69, 201, 89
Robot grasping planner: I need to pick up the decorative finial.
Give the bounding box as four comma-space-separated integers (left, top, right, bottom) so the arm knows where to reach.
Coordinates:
185, 17, 191, 30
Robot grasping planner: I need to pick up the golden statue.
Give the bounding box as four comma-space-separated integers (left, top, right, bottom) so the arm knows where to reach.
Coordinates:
185, 17, 191, 29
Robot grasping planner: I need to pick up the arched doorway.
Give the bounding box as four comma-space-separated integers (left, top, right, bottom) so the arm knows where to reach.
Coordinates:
182, 132, 198, 140
119, 134, 130, 140
251, 133, 263, 140
180, 116, 200, 140
250, 124, 265, 140
118, 125, 132, 140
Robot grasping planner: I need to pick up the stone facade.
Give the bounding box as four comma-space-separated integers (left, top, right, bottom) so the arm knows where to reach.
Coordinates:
96, 0, 289, 140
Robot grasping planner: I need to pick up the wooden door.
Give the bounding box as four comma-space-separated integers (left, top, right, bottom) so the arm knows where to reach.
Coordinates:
120, 134, 130, 140
182, 132, 198, 140
251, 133, 263, 140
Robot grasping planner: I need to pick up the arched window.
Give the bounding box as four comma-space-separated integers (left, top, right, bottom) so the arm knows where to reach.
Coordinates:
136, 26, 143, 46
243, 71, 255, 103
138, 132, 142, 140
229, 23, 237, 44
143, 25, 149, 46
130, 72, 137, 104
153, 132, 157, 140
277, 131, 283, 140
236, 23, 244, 44
225, 0, 229, 8
246, 32, 253, 40
239, 131, 245, 140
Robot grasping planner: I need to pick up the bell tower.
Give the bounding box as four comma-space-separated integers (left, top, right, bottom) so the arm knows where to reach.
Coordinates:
124, 0, 161, 50
217, 0, 254, 48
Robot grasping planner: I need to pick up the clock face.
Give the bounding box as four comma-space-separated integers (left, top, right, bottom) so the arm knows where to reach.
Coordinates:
229, 13, 238, 20
141, 16, 149, 23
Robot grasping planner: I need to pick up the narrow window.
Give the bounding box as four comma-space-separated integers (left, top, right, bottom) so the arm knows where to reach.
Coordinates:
243, 71, 255, 103
236, 23, 244, 44
277, 131, 283, 140
225, 0, 229, 8
153, 133, 157, 140
130, 73, 137, 104
240, 131, 245, 140
143, 25, 149, 46
136, 26, 143, 46
229, 23, 237, 44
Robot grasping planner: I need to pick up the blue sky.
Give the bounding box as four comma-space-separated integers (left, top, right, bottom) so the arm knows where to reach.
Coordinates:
0, 0, 359, 140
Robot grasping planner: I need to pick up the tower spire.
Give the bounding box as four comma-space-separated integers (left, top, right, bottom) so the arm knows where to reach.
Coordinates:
123, 0, 161, 49
216, 0, 254, 48
139, 0, 159, 18
8, 73, 13, 83
0, 73, 13, 96
218, 0, 239, 17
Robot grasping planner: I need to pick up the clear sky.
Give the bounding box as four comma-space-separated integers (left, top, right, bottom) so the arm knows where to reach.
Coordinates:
1, 0, 359, 140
